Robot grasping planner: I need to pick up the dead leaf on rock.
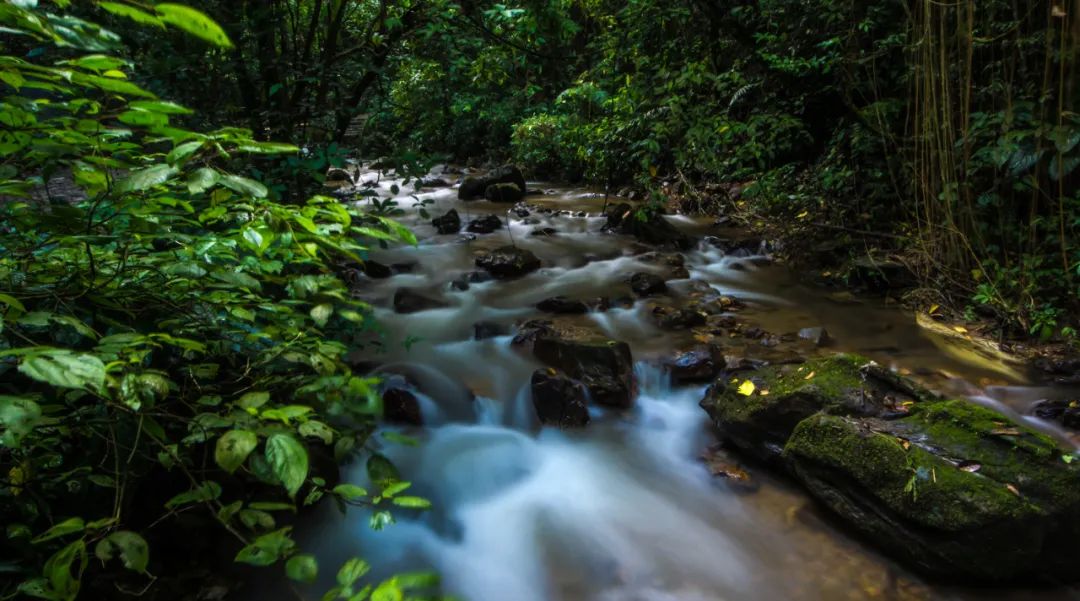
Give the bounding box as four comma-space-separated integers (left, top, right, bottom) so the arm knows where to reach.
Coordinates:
1006, 483, 1021, 497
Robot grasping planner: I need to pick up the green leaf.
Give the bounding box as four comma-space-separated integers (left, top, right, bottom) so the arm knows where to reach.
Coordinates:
371, 579, 404, 601
310, 304, 333, 327
94, 531, 149, 573
234, 527, 295, 566
221, 174, 268, 198
381, 481, 411, 497
237, 391, 270, 410
391, 496, 431, 509
117, 164, 179, 193
215, 430, 258, 473
286, 554, 318, 584
237, 141, 299, 154
187, 167, 220, 194
336, 557, 370, 587
0, 396, 42, 447
167, 140, 203, 165
0, 293, 26, 312
298, 420, 334, 445
99, 2, 164, 27
129, 100, 193, 115
18, 350, 105, 392
265, 434, 308, 498
331, 484, 368, 501
165, 481, 222, 509
156, 3, 233, 48
31, 518, 85, 544
43, 540, 87, 601
366, 454, 399, 484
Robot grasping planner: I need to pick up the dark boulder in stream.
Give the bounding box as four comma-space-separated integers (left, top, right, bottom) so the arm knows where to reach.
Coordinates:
393, 288, 448, 314
485, 182, 524, 203
531, 369, 590, 428
466, 214, 503, 234
382, 388, 423, 425
537, 296, 589, 314
603, 202, 693, 250
432, 209, 462, 234
533, 333, 636, 408
630, 272, 667, 297
458, 165, 528, 200
475, 245, 541, 279
700, 354, 1080, 583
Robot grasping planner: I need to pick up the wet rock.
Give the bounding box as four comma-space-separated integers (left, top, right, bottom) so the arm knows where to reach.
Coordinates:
1030, 399, 1080, 430
531, 369, 590, 428
467, 214, 503, 234
325, 167, 353, 185
588, 297, 612, 312
458, 176, 487, 200
362, 260, 392, 279
797, 327, 832, 347
391, 262, 417, 274
449, 277, 470, 292
420, 177, 451, 188
485, 182, 524, 203
513, 206, 531, 218
652, 306, 706, 330
467, 270, 493, 284
603, 203, 693, 250
511, 319, 555, 347
702, 354, 1080, 583
664, 347, 726, 384
382, 388, 422, 425
638, 251, 690, 280
533, 335, 635, 408
475, 245, 541, 279
473, 321, 507, 340
537, 296, 589, 315
432, 209, 462, 234
630, 272, 667, 297
393, 288, 448, 314
458, 233, 478, 242
530, 227, 558, 237
458, 165, 527, 201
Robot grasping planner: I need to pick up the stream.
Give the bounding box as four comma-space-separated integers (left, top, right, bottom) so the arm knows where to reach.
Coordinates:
295, 166, 1080, 601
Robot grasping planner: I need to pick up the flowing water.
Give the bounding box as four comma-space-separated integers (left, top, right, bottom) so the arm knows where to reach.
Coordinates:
295, 167, 1080, 601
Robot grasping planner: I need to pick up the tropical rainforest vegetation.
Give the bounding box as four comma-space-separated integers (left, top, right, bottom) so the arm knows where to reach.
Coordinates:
1, 0, 1077, 600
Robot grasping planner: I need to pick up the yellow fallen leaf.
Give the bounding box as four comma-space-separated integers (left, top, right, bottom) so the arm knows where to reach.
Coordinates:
803, 371, 816, 380
928, 304, 940, 315
796, 210, 809, 220
953, 325, 968, 333
737, 380, 756, 396
1006, 483, 1020, 496
759, 389, 770, 396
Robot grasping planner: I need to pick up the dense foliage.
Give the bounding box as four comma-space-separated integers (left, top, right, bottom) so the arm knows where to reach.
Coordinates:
1, 2, 440, 600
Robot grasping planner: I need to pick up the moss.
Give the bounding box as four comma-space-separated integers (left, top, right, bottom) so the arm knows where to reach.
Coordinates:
785, 414, 1036, 530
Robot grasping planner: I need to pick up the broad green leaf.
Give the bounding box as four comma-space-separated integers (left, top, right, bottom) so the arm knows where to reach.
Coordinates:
221, 174, 268, 198
0, 396, 41, 447
234, 527, 295, 566
237, 391, 270, 410
18, 350, 105, 392
371, 580, 404, 601
99, 2, 164, 27
117, 164, 179, 193
265, 434, 308, 498
129, 100, 193, 114
286, 554, 318, 584
165, 481, 221, 509
31, 518, 84, 544
156, 4, 233, 48
167, 140, 203, 165
0, 293, 26, 312
94, 531, 148, 573
331, 484, 368, 501
391, 496, 431, 509
215, 430, 258, 473
237, 141, 299, 154
43, 540, 86, 601
187, 167, 220, 194
336, 557, 370, 587
310, 304, 333, 327
299, 420, 334, 445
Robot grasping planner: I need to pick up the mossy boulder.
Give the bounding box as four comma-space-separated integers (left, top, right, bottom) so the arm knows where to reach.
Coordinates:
700, 354, 927, 462
484, 182, 524, 203
533, 334, 635, 408
701, 354, 1080, 582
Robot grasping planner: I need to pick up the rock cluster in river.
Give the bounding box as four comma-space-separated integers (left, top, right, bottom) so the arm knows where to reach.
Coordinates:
602, 202, 693, 250
458, 165, 528, 201
432, 208, 461, 234
700, 354, 1080, 583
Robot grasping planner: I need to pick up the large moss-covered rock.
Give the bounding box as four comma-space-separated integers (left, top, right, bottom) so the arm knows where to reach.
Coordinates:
701, 353, 1080, 582
700, 354, 926, 462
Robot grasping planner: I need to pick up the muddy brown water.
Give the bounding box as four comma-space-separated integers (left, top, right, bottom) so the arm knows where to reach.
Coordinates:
290, 169, 1080, 601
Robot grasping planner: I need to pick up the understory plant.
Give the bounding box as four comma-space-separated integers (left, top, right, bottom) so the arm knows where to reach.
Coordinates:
0, 2, 439, 600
